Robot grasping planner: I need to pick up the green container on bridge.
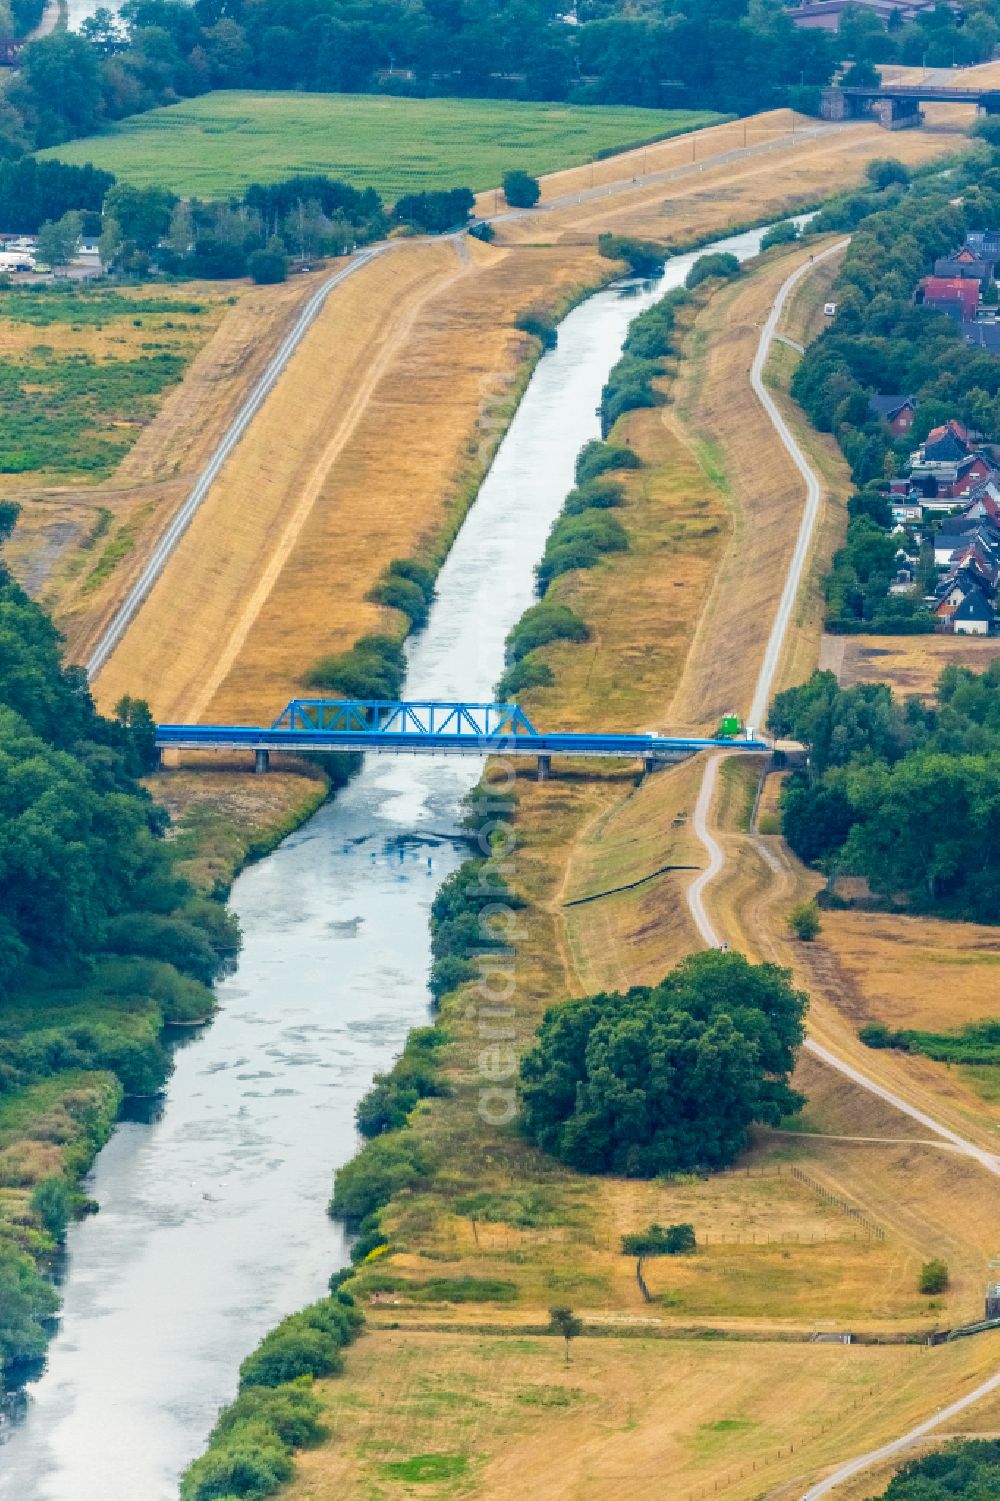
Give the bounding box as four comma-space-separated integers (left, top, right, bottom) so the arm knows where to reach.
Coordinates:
716, 714, 743, 739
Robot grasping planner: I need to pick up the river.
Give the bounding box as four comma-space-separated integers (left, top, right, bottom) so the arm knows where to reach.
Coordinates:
0, 222, 777, 1501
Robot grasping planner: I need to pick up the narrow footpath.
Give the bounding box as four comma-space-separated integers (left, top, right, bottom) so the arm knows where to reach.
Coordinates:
684, 242, 1000, 1498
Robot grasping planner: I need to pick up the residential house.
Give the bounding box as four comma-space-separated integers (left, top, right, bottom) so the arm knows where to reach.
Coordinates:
961, 319, 1000, 355
933, 248, 993, 283
965, 230, 1000, 263
934, 517, 1000, 566
868, 394, 918, 436
908, 423, 996, 507
951, 587, 995, 634
963, 484, 1000, 524
919, 276, 981, 322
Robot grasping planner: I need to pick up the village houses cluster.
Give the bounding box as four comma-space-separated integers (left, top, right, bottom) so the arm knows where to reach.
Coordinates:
873, 414, 1000, 635
863, 229, 1000, 637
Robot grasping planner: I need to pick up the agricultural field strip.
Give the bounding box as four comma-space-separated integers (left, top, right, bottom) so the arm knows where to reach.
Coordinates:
84, 241, 392, 678
685, 244, 1000, 1496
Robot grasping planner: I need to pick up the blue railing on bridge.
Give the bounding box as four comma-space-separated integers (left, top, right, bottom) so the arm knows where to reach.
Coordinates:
155, 698, 769, 771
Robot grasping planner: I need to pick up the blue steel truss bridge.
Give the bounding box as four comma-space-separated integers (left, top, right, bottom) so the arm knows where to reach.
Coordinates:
155, 699, 770, 778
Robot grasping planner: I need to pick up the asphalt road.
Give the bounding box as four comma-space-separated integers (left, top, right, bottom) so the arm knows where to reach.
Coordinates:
685, 243, 1000, 1499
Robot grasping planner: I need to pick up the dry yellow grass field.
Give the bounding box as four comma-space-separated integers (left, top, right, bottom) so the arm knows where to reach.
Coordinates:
826, 632, 1000, 697
284, 1328, 1000, 1501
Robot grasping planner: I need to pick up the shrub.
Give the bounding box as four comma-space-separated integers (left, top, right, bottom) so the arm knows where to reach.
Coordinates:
621, 1222, 696, 1255
30, 1175, 71, 1240
537, 511, 628, 589
239, 1325, 343, 1389
562, 478, 624, 515
788, 901, 821, 941
180, 1437, 293, 1501
429, 953, 476, 1001
918, 1258, 949, 1295
597, 233, 666, 277
859, 1023, 896, 1050
102, 913, 221, 986
575, 440, 641, 486
495, 655, 554, 700
760, 221, 800, 251
503, 170, 541, 208
515, 313, 557, 349
369, 574, 427, 628
331, 1133, 435, 1221
304, 634, 406, 699
519, 951, 807, 1176
505, 603, 589, 664
685, 252, 741, 290
865, 158, 910, 190
355, 1027, 446, 1137
368, 558, 435, 629
247, 248, 287, 284
212, 1382, 325, 1450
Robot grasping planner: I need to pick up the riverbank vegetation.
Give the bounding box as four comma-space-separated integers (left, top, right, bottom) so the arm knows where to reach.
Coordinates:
0, 505, 239, 1379
180, 1292, 364, 1501
769, 662, 1000, 919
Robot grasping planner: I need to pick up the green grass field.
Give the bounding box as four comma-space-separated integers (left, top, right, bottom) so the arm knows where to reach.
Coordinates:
39, 92, 724, 200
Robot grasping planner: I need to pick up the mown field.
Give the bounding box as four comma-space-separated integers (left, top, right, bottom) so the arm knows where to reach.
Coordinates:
38, 93, 724, 200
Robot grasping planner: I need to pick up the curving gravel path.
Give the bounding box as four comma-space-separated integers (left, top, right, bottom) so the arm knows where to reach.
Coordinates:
684, 240, 1000, 1499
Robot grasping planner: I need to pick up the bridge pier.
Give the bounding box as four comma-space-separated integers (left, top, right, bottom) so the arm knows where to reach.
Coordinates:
255, 748, 270, 775
536, 754, 551, 782
643, 755, 658, 776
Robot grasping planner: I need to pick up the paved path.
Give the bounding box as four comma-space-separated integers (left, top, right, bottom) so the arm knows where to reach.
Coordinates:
684, 243, 1000, 1498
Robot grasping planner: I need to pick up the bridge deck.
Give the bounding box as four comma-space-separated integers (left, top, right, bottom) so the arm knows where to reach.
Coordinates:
155, 725, 769, 759
155, 699, 770, 764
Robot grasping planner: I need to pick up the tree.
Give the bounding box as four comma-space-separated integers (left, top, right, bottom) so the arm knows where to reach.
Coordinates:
36, 210, 83, 270
685, 252, 741, 290
918, 1258, 948, 1295
30, 1176, 71, 1240
548, 1305, 582, 1364
98, 215, 123, 269
247, 243, 287, 284
502, 169, 540, 208
865, 157, 910, 191
760, 220, 800, 251
114, 694, 158, 772
13, 32, 101, 145
103, 183, 177, 252
519, 951, 807, 1176
788, 901, 821, 941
